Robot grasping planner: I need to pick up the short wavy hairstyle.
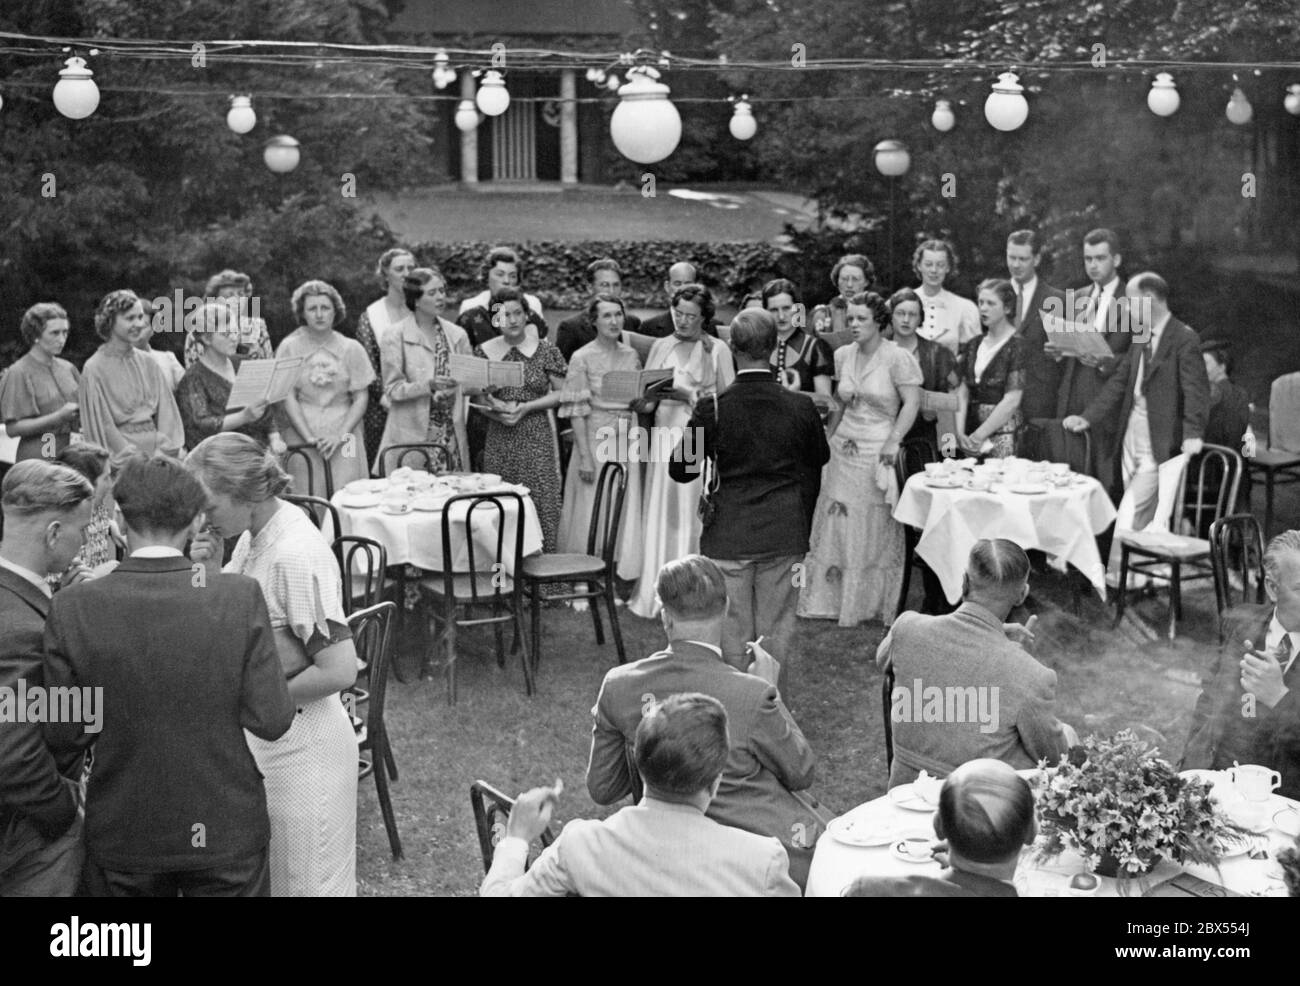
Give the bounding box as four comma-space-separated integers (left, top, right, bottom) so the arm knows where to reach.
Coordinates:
93, 290, 147, 341
761, 277, 801, 308
977, 278, 1018, 317
912, 238, 960, 279
670, 283, 716, 326
20, 302, 69, 347
830, 253, 875, 291
204, 269, 253, 297
634, 693, 731, 797
402, 267, 446, 312
291, 280, 347, 329
586, 293, 626, 322
1, 459, 93, 518
843, 290, 890, 330
481, 246, 523, 283
376, 247, 416, 289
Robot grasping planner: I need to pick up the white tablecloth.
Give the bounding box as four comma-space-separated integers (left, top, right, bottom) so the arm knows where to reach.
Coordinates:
893, 473, 1117, 603
0, 425, 19, 466
806, 782, 1298, 897
332, 487, 543, 576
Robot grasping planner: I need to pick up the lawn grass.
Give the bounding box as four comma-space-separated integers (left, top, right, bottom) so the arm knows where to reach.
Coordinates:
355, 552, 1233, 897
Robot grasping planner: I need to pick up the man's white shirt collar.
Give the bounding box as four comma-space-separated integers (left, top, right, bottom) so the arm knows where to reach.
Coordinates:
0, 555, 53, 598
1265, 613, 1297, 675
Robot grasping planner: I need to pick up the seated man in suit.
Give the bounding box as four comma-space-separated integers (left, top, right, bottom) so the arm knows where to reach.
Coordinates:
1183, 529, 1300, 798
0, 460, 94, 896
877, 538, 1075, 787
483, 692, 800, 896
587, 554, 823, 888
844, 759, 1036, 897
43, 454, 295, 896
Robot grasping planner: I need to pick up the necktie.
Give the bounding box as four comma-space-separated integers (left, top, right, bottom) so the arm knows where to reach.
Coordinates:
1281, 633, 1294, 681
1013, 284, 1023, 329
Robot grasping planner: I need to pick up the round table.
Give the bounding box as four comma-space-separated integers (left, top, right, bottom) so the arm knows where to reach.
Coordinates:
331, 478, 543, 576
893, 470, 1117, 604
806, 772, 1298, 897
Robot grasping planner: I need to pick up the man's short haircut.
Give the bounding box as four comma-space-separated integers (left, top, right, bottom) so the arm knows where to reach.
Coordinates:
831, 253, 875, 288
586, 258, 621, 282
113, 454, 209, 535
56, 442, 112, 487
667, 260, 698, 281
1006, 229, 1042, 254
1129, 271, 1169, 303
634, 693, 730, 797
1083, 227, 1121, 255
729, 309, 778, 361
939, 759, 1036, 864
1, 460, 93, 519
1264, 530, 1300, 584
656, 554, 728, 620
967, 538, 1030, 591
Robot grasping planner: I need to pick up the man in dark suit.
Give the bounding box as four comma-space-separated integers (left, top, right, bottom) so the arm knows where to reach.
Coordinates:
43, 454, 295, 896
0, 460, 93, 895
1005, 230, 1066, 450
587, 555, 824, 889
1183, 530, 1300, 798
669, 309, 829, 669
639, 261, 720, 339
554, 259, 643, 361
1053, 228, 1133, 490
1064, 272, 1209, 578
844, 759, 1036, 897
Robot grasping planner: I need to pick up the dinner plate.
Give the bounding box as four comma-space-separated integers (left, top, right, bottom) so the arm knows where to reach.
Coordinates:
890, 838, 939, 863
1273, 806, 1300, 837
411, 495, 451, 512
1215, 830, 1254, 859
924, 477, 963, 490
888, 783, 938, 812
1008, 483, 1049, 495
826, 814, 907, 848
338, 493, 381, 509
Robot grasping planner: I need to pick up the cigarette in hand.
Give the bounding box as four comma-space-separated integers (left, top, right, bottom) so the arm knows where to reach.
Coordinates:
746, 635, 766, 654
552, 777, 564, 798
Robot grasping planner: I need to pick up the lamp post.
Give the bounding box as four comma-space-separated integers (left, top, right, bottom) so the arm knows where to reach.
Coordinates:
873, 140, 911, 283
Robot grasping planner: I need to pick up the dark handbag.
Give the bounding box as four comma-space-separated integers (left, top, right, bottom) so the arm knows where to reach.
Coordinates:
696, 393, 720, 526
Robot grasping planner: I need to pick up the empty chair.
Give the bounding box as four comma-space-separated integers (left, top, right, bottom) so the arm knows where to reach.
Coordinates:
894, 435, 940, 617
376, 442, 454, 477
520, 461, 628, 674
282, 443, 335, 500
418, 492, 531, 704
1209, 513, 1267, 645
1114, 444, 1242, 640
333, 535, 388, 616
350, 602, 402, 860
1245, 371, 1300, 535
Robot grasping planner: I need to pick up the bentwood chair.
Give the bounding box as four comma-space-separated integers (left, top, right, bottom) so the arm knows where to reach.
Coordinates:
283, 493, 342, 546
419, 492, 531, 704
333, 534, 390, 619
470, 780, 556, 875
282, 443, 335, 500
894, 435, 939, 617
520, 462, 628, 675
376, 442, 455, 477
349, 602, 402, 859
1114, 444, 1242, 641
1209, 513, 1268, 645
1244, 372, 1300, 536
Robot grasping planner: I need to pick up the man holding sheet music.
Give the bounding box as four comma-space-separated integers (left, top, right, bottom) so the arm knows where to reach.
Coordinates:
1063, 273, 1208, 580
1051, 229, 1132, 491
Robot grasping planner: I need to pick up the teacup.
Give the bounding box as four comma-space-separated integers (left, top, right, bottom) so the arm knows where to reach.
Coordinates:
964, 476, 992, 492
1049, 462, 1071, 478
1228, 763, 1282, 802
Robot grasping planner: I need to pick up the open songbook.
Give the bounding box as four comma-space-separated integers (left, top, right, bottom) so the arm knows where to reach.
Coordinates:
446, 353, 526, 390
224, 356, 303, 410
1042, 311, 1114, 360
600, 368, 675, 403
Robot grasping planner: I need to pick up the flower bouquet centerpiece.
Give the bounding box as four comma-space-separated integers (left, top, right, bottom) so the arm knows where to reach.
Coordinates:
1033, 730, 1243, 885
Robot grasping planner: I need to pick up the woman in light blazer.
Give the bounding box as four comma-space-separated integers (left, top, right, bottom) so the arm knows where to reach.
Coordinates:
375, 267, 472, 473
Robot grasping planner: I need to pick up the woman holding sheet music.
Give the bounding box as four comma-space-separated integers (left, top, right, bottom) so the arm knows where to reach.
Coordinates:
556, 295, 644, 579
376, 267, 471, 473
472, 287, 568, 557
176, 302, 282, 451
276, 280, 375, 493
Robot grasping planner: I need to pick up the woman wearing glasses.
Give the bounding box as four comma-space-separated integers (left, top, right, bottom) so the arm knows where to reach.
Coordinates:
629, 284, 736, 618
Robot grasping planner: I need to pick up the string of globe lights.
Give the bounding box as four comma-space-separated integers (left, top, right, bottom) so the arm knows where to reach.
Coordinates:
2, 36, 1299, 174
